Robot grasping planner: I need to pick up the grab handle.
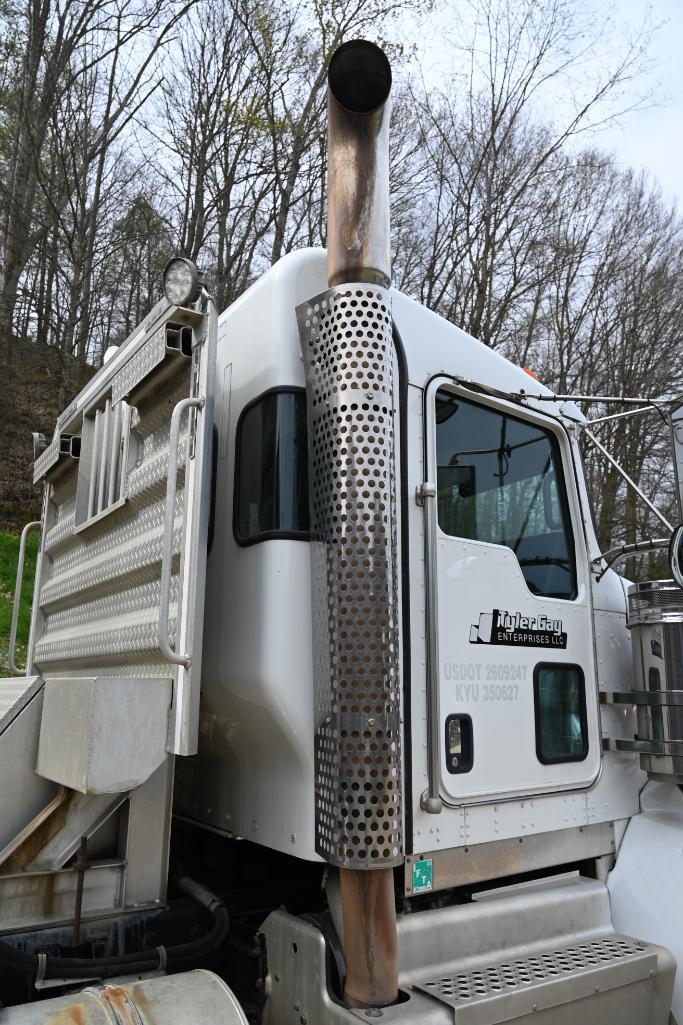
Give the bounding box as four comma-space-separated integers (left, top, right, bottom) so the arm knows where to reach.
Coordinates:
416, 482, 443, 814
9, 520, 41, 676
158, 396, 204, 669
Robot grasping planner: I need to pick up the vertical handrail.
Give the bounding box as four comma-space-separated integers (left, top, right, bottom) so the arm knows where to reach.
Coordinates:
8, 520, 41, 676
158, 395, 204, 669
417, 482, 443, 814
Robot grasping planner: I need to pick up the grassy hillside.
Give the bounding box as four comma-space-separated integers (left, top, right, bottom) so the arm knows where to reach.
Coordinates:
0, 531, 38, 674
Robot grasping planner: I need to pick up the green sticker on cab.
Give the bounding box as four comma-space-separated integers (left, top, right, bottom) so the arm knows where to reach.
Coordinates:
412, 858, 433, 894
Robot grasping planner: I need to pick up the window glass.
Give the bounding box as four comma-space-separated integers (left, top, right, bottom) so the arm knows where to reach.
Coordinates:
435, 390, 576, 599
235, 390, 309, 542
534, 664, 588, 763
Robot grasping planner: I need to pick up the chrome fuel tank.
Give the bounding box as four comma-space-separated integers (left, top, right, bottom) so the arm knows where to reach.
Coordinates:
629, 580, 683, 783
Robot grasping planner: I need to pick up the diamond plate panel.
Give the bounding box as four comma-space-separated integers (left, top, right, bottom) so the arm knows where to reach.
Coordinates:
33, 613, 179, 670
32, 365, 190, 682
44, 462, 185, 579
0, 676, 43, 731
111, 325, 167, 405
56, 399, 78, 431
33, 435, 61, 483
44, 506, 78, 557
44, 578, 177, 631
38, 517, 183, 612
297, 284, 402, 869
25, 297, 216, 757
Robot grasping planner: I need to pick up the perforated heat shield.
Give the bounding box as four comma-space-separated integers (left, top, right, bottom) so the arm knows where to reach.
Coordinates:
297, 284, 403, 870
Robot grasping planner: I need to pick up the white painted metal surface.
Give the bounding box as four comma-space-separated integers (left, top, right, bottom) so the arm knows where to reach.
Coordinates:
608, 781, 683, 1022
174, 254, 325, 859
396, 281, 640, 855
174, 247, 642, 873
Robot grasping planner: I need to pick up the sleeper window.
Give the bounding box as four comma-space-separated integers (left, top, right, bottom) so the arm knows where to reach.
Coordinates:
435, 390, 577, 600
235, 390, 309, 543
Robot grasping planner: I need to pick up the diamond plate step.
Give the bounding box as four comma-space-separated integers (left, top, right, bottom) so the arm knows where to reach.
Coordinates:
0, 676, 42, 733
416, 934, 657, 1025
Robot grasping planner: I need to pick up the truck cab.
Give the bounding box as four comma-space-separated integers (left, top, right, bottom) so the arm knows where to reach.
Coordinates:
0, 39, 682, 1025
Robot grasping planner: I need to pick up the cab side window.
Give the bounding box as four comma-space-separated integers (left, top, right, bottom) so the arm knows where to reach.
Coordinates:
234, 389, 309, 544
435, 390, 577, 600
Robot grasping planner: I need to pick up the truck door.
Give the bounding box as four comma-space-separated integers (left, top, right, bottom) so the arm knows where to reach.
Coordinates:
424, 379, 600, 803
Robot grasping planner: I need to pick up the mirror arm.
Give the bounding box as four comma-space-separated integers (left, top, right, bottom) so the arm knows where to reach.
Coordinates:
593, 537, 670, 582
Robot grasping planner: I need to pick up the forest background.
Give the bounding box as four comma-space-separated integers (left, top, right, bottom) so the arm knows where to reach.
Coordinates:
1, 0, 682, 661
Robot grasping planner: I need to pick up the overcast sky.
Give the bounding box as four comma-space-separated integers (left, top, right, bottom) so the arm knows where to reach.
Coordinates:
601, 0, 683, 205
411, 0, 683, 207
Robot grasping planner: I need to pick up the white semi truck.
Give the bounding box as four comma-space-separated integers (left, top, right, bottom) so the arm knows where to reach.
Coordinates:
1, 39, 683, 1025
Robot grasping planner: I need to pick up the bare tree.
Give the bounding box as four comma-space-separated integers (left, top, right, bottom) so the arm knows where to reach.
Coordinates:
0, 0, 199, 351
399, 0, 653, 346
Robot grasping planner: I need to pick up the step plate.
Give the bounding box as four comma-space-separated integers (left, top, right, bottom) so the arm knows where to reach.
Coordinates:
416, 934, 656, 1025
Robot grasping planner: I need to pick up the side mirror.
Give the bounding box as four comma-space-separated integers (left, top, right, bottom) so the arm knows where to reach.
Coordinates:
669, 524, 683, 588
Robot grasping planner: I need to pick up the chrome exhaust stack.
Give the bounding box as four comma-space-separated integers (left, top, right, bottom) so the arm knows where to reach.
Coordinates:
327, 39, 392, 289
297, 39, 401, 1009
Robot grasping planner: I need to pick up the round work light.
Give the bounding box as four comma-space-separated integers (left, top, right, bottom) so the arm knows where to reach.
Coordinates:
163, 257, 201, 306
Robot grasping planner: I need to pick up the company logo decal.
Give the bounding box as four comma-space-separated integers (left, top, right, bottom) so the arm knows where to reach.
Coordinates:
470, 609, 567, 649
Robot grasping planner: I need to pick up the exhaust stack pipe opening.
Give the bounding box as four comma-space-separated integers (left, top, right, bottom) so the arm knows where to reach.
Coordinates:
327, 40, 392, 289
327, 38, 392, 114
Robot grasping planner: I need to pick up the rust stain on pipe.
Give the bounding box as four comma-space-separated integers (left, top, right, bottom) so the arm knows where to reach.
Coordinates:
327, 105, 388, 286
47, 1005, 87, 1025
327, 40, 392, 289
101, 985, 146, 1025
339, 866, 399, 1007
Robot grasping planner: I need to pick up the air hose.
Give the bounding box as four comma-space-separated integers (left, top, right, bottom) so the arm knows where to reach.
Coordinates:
0, 876, 229, 981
